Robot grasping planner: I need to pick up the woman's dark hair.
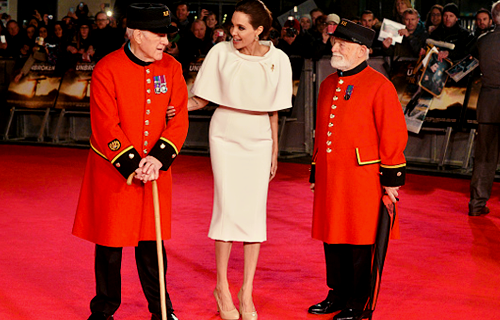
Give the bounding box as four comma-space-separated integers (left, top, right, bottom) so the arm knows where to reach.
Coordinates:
425, 4, 443, 29
235, 0, 272, 38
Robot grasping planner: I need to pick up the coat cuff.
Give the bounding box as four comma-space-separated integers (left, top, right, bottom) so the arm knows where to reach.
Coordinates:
380, 164, 406, 187
309, 163, 316, 183
111, 147, 141, 180
149, 137, 179, 171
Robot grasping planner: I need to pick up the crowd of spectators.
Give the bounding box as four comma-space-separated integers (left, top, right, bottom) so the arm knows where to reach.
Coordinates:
0, 1, 496, 81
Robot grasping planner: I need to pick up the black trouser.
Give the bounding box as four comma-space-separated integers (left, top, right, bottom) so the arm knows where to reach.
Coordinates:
324, 243, 372, 310
470, 123, 500, 212
90, 241, 173, 316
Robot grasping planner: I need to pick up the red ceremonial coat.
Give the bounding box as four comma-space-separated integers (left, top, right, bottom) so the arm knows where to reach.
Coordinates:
72, 45, 189, 247
311, 62, 407, 245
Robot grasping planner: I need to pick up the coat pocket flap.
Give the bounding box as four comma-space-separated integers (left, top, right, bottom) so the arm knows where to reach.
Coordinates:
355, 147, 381, 166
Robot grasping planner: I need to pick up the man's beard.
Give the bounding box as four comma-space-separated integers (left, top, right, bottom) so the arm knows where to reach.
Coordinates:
330, 53, 353, 70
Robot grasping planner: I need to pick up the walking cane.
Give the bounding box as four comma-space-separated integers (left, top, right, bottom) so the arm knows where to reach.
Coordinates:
128, 173, 167, 320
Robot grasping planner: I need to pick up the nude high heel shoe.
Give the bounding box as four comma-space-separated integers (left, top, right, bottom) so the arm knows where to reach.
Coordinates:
214, 290, 240, 320
238, 290, 258, 320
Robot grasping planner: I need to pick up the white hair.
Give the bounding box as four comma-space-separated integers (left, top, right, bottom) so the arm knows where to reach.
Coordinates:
492, 1, 500, 25
125, 27, 135, 40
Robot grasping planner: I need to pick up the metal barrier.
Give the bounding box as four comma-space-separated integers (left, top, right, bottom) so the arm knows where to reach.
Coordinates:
0, 55, 483, 175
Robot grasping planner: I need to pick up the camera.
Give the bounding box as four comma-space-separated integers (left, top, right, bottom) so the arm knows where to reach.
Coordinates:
216, 30, 224, 37
283, 16, 297, 37
284, 28, 297, 37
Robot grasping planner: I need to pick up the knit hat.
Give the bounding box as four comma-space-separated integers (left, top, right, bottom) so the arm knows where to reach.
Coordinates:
442, 3, 460, 18
326, 13, 340, 24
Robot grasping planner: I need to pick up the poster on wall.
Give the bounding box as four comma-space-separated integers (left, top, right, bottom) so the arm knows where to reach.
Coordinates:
404, 95, 432, 134
6, 62, 61, 108
55, 62, 94, 109
392, 54, 471, 130
418, 52, 452, 97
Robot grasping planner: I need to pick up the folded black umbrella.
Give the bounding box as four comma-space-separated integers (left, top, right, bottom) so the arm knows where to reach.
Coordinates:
367, 196, 397, 313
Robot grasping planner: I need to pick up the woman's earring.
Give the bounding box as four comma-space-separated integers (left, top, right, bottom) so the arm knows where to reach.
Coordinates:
255, 35, 259, 41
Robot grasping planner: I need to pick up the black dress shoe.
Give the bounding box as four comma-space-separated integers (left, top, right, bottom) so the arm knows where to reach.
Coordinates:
469, 206, 490, 216
333, 309, 371, 320
308, 292, 345, 314
151, 313, 179, 320
87, 312, 113, 320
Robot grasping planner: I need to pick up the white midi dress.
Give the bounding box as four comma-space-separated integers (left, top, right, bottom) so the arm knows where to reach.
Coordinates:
191, 41, 292, 242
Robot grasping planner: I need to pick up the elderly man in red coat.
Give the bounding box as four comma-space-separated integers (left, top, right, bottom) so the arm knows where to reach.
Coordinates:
72, 4, 188, 320
307, 20, 407, 320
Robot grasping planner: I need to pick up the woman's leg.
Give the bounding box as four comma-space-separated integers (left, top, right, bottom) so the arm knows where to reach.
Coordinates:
215, 240, 236, 311
239, 242, 261, 313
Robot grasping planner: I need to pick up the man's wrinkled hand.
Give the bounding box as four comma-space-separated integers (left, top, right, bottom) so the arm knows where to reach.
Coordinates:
135, 156, 162, 183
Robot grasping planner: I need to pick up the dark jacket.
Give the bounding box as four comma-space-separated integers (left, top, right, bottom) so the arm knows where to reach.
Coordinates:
429, 22, 474, 62
476, 26, 500, 123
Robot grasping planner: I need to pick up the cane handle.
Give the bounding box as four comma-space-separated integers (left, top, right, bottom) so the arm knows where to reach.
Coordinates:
126, 172, 136, 186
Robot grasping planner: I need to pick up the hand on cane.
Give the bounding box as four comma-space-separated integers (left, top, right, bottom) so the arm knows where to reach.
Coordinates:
135, 156, 162, 183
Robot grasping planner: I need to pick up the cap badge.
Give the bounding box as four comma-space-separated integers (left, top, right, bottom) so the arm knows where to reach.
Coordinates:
163, 11, 169, 16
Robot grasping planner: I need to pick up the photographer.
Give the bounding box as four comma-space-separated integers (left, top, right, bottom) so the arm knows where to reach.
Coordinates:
4, 20, 25, 58
277, 16, 313, 59
92, 11, 123, 62
202, 10, 218, 42
13, 34, 49, 83
210, 25, 228, 45
164, 21, 180, 58
311, 13, 339, 60
178, 19, 211, 68
66, 20, 94, 64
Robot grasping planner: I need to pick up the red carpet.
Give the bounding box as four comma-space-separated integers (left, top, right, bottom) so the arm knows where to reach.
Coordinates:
1, 145, 499, 319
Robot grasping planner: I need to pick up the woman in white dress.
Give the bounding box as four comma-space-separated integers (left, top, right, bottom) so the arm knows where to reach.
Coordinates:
187, 1, 292, 319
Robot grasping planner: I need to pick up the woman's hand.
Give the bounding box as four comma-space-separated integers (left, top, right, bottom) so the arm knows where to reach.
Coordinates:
188, 96, 209, 111
270, 148, 278, 181
269, 111, 279, 181
67, 46, 78, 54
166, 105, 176, 120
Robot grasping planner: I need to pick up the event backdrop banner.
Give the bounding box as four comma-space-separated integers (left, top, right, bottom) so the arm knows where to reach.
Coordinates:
55, 62, 95, 109
6, 62, 61, 108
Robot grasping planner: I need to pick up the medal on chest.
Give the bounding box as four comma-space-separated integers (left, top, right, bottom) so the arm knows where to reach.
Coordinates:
154, 75, 168, 94
344, 85, 354, 100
